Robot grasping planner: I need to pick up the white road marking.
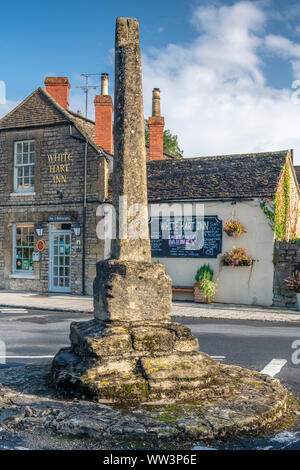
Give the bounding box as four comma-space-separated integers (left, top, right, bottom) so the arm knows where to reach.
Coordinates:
211, 355, 225, 362
0, 308, 28, 313
260, 358, 287, 377
0, 355, 54, 359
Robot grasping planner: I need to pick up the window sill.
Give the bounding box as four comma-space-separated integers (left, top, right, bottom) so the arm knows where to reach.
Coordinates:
10, 192, 36, 197
9, 273, 36, 279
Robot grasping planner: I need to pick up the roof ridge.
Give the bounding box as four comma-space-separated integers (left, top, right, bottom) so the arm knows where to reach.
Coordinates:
66, 109, 95, 124
40, 87, 108, 156
39, 87, 75, 122
0, 88, 42, 126
147, 150, 290, 163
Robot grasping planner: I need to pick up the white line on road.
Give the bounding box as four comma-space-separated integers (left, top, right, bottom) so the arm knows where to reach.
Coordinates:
0, 309, 28, 313
260, 359, 287, 377
211, 355, 225, 361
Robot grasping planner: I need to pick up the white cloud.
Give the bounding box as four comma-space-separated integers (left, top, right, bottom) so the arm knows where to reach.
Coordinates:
2, 1, 300, 167
142, 1, 300, 164
0, 100, 19, 119
265, 34, 300, 59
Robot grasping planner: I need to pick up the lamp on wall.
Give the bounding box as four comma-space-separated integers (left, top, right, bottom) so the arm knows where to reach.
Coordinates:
35, 222, 43, 237
73, 222, 81, 237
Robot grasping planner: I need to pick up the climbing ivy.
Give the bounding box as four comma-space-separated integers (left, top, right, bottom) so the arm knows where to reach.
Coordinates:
274, 163, 290, 241
260, 162, 291, 241
260, 201, 275, 228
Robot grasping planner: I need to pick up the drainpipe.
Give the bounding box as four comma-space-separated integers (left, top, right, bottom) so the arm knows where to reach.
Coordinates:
82, 139, 87, 296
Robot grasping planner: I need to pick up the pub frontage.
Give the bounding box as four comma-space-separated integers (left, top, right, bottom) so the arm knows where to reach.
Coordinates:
0, 75, 175, 296
0, 77, 108, 295
146, 152, 300, 306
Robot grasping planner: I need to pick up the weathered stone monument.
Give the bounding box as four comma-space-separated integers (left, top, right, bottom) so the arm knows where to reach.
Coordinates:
0, 18, 294, 448
50, 22, 293, 439
51, 17, 220, 402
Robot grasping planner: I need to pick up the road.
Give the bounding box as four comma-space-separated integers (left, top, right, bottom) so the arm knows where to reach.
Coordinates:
173, 316, 300, 398
0, 307, 299, 449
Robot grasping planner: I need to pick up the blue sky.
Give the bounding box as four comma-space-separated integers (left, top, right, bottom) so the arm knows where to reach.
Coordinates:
2, 0, 300, 163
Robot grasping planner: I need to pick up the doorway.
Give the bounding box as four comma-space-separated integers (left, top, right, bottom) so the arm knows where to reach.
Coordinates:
49, 226, 71, 293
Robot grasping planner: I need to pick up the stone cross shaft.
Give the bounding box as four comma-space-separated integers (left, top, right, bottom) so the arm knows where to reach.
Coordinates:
111, 17, 151, 263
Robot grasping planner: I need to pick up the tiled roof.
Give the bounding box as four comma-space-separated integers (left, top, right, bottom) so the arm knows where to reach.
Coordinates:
145, 144, 180, 160
0, 88, 68, 129
295, 165, 300, 185
146, 151, 289, 201
0, 87, 178, 160
0, 87, 105, 155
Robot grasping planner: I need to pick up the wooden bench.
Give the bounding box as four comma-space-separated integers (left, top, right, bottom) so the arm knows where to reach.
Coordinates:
172, 286, 194, 294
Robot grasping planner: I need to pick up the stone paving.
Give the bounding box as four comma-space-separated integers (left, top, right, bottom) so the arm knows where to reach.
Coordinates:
0, 290, 299, 322
172, 302, 300, 323
0, 290, 93, 313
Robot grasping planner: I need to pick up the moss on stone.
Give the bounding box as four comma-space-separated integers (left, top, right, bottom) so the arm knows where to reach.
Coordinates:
99, 380, 149, 404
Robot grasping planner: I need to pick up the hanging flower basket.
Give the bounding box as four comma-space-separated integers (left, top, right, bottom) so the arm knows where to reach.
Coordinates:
223, 219, 246, 237
222, 246, 253, 267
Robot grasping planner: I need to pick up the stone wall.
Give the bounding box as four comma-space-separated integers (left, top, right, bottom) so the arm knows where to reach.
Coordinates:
0, 123, 107, 295
273, 241, 300, 308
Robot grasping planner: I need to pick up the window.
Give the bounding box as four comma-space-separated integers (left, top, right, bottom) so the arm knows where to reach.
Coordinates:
14, 225, 35, 274
14, 140, 35, 192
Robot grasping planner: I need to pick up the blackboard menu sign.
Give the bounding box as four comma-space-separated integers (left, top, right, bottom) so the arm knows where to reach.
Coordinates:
149, 216, 222, 259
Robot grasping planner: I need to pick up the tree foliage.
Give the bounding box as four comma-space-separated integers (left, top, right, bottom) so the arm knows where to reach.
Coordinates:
144, 119, 183, 159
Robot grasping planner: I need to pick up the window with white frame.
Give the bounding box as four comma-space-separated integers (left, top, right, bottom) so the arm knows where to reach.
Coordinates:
14, 140, 35, 192
14, 224, 35, 274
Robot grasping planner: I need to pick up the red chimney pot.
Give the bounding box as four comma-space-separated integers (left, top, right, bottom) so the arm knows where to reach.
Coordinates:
44, 77, 70, 110
94, 74, 113, 153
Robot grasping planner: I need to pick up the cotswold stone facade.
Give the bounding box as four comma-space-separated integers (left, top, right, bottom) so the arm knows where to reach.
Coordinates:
273, 241, 300, 308
0, 74, 171, 297
0, 86, 107, 295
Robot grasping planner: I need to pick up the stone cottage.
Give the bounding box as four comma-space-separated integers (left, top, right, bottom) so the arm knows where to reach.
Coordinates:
145, 151, 300, 306
0, 76, 173, 296
0, 77, 109, 295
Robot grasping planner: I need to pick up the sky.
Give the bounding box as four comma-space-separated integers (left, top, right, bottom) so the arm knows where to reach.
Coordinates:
2, 0, 300, 163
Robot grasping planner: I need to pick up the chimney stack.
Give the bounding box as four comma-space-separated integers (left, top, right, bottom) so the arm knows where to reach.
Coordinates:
148, 88, 164, 160
44, 77, 70, 110
94, 73, 113, 153
101, 72, 109, 95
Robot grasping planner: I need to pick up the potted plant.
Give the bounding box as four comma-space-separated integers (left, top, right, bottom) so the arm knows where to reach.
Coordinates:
223, 218, 246, 237
222, 246, 253, 267
194, 264, 217, 303
286, 266, 300, 311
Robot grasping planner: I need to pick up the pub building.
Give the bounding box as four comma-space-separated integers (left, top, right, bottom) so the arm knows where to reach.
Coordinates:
0, 76, 112, 295
0, 75, 173, 295
0, 75, 299, 304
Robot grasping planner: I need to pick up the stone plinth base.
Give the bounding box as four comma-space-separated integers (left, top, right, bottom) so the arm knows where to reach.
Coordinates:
51, 319, 222, 403
2, 363, 296, 449
93, 260, 172, 322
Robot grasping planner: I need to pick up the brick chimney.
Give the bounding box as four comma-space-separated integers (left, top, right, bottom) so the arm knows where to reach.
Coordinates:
148, 88, 164, 160
94, 73, 113, 153
44, 77, 70, 110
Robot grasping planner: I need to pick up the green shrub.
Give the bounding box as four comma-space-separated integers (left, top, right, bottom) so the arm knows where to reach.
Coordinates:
195, 264, 214, 282
198, 279, 217, 303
